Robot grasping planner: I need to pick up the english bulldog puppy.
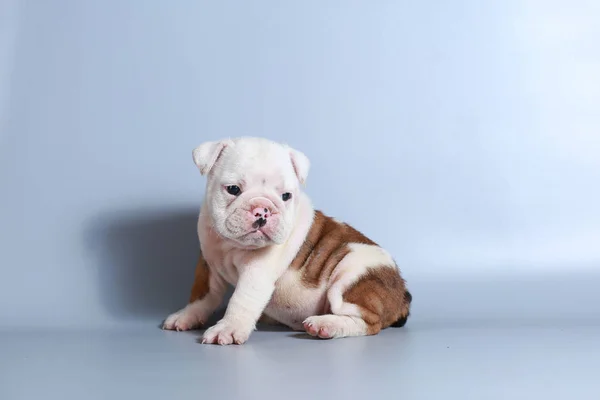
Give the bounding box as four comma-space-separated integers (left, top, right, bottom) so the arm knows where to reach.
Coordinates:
162, 137, 412, 345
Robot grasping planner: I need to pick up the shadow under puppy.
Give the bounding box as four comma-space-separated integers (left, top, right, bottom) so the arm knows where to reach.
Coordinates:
163, 137, 412, 345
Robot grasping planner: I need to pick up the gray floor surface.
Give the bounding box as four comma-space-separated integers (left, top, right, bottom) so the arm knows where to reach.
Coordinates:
3, 320, 600, 400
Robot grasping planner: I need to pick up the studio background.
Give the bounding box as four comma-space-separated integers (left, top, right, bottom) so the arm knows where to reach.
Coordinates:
1, 0, 599, 330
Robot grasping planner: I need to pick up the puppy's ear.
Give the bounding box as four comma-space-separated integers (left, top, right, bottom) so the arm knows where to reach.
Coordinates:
288, 147, 310, 185
192, 139, 233, 175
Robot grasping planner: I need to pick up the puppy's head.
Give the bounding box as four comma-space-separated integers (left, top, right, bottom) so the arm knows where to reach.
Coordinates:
193, 137, 310, 249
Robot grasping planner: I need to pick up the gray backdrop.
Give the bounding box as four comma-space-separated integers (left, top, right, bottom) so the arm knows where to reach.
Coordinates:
1, 0, 599, 330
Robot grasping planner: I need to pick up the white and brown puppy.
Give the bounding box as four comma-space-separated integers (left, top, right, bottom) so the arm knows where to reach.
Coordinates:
162, 137, 412, 345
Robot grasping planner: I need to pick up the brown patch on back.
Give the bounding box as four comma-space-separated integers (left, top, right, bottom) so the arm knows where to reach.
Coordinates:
188, 253, 210, 303
290, 210, 376, 287
342, 266, 411, 335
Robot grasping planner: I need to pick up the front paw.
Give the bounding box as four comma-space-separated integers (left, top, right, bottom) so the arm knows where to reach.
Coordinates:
201, 320, 253, 345
162, 308, 203, 331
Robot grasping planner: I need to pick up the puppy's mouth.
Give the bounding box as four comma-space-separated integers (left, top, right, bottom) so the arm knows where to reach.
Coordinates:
239, 229, 271, 241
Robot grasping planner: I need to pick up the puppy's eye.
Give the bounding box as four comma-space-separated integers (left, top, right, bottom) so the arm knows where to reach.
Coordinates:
226, 185, 241, 196
282, 192, 292, 201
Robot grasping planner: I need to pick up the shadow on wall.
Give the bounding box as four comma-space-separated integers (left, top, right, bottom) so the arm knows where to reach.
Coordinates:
85, 207, 202, 321
83, 205, 600, 328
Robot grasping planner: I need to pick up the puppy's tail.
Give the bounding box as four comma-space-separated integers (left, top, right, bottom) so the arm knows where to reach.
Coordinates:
390, 290, 412, 328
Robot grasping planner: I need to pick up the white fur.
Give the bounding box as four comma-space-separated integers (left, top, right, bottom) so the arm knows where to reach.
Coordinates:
327, 243, 395, 317
164, 137, 398, 344
192, 139, 234, 175
197, 138, 305, 248
285, 145, 310, 185
189, 138, 313, 344
263, 269, 326, 331
202, 261, 281, 345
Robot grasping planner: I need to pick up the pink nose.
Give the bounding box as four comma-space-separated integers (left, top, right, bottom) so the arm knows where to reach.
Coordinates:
251, 207, 271, 219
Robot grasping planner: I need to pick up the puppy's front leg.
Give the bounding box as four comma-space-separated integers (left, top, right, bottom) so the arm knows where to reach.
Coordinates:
162, 254, 227, 331
202, 266, 275, 345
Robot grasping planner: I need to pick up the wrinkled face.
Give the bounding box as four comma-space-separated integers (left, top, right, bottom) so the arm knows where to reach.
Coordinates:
194, 138, 309, 249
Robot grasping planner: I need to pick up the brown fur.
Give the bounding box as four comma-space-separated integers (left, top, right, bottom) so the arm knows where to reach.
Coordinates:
188, 253, 210, 303
186, 210, 412, 334
290, 210, 376, 287
342, 266, 411, 335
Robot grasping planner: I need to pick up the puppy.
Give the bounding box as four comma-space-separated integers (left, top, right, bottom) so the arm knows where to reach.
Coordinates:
162, 137, 412, 344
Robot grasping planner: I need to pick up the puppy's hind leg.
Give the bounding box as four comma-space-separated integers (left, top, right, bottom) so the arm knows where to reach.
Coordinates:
302, 278, 372, 339
303, 265, 411, 339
